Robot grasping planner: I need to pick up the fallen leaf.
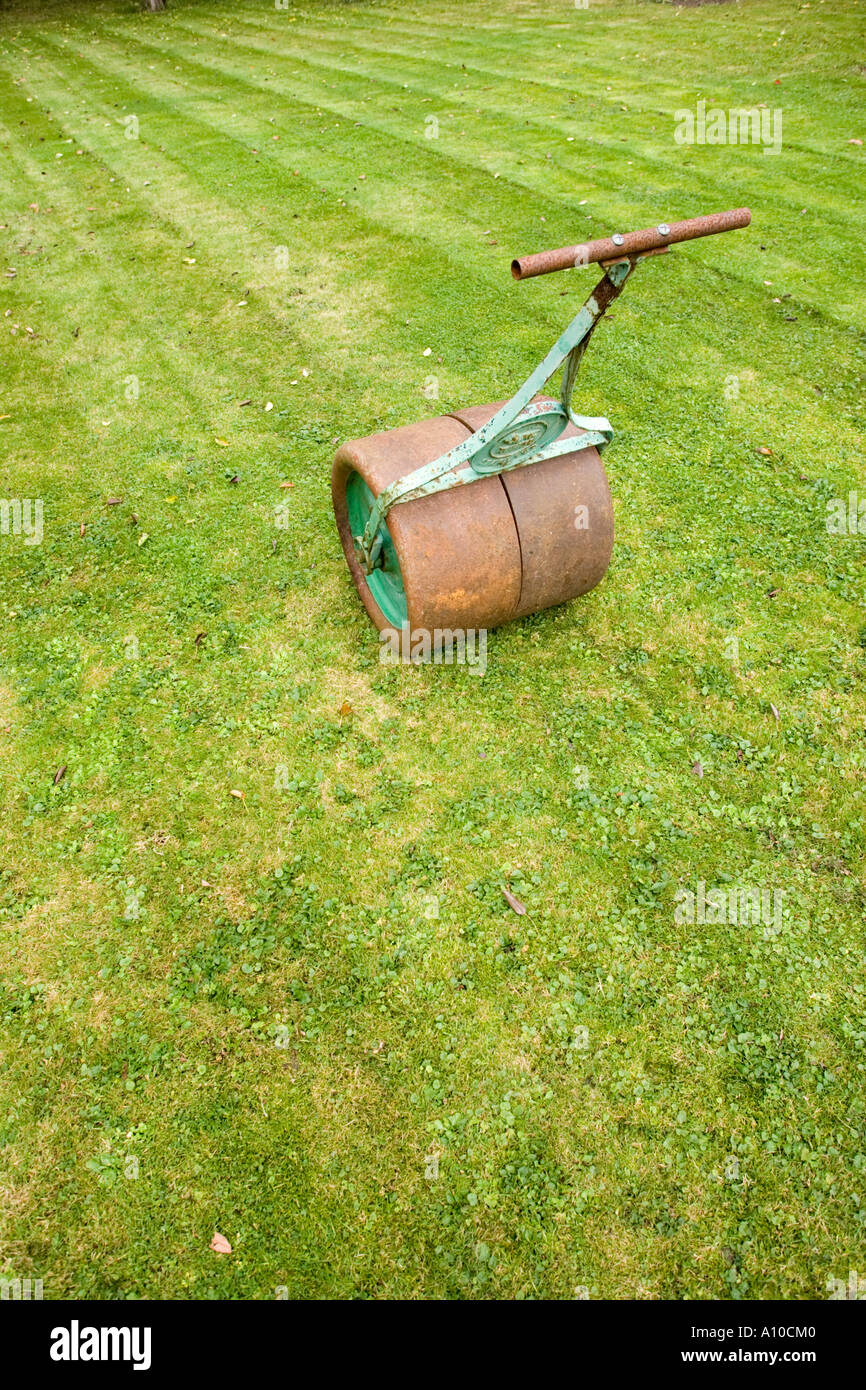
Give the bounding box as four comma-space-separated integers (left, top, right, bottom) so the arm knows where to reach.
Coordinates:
194, 631, 207, 647
214, 437, 230, 447
106, 497, 123, 506
238, 398, 252, 407
79, 522, 86, 537
137, 532, 149, 547
53, 764, 67, 785
279, 481, 294, 489
502, 886, 526, 916
848, 138, 863, 145
339, 701, 353, 718
756, 446, 773, 457
230, 789, 245, 800
691, 761, 704, 778
0, 413, 10, 421
770, 703, 780, 722
209, 1232, 232, 1255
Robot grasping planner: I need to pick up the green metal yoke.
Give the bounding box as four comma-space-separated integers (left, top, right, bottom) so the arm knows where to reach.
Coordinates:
355, 255, 647, 575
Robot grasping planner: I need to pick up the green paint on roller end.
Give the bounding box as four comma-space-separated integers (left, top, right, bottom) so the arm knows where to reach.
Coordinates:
346, 471, 408, 630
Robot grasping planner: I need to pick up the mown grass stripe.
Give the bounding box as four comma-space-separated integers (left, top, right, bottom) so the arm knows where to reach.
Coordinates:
10, 35, 548, 419
107, 12, 866, 333
62, 13, 829, 380
213, 2, 866, 168
10, 29, 861, 522
13, 21, 866, 494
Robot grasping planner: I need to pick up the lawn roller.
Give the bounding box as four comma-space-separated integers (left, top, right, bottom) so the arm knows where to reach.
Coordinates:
332, 207, 750, 640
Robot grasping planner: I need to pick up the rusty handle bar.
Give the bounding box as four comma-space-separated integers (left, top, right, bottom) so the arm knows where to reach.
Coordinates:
511, 207, 751, 280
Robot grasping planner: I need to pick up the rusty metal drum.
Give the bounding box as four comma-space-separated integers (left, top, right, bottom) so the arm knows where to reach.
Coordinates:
332, 397, 613, 635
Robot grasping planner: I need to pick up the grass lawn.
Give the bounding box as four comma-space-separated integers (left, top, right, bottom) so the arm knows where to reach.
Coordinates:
0, 0, 864, 1300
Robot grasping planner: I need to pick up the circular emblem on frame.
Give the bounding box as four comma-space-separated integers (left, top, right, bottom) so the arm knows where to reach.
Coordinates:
470, 410, 566, 475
